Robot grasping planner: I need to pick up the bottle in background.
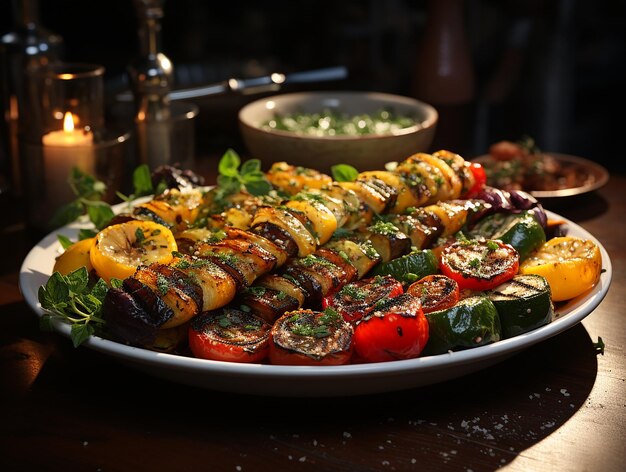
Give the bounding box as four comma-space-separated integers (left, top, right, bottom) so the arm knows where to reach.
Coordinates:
0, 0, 63, 196
411, 0, 475, 156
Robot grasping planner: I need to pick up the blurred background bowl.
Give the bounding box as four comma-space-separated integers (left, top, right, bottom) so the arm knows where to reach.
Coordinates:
238, 91, 437, 172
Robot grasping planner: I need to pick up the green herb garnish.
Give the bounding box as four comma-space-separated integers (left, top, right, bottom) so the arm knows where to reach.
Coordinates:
245, 286, 267, 297
215, 149, 272, 198
49, 167, 113, 230
331, 164, 359, 182
486, 240, 500, 251
289, 308, 342, 339
369, 220, 400, 236
52, 163, 163, 233
156, 273, 169, 296
339, 284, 367, 301
593, 336, 605, 355
135, 228, 146, 245
38, 268, 107, 347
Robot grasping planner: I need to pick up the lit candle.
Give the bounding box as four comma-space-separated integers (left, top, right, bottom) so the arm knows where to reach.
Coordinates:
42, 112, 95, 208
43, 112, 93, 146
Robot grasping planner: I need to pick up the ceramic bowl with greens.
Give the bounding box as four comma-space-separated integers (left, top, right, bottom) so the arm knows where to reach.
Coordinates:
238, 91, 438, 172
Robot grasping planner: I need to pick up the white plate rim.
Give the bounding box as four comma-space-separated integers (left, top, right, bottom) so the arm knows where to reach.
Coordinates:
19, 209, 612, 386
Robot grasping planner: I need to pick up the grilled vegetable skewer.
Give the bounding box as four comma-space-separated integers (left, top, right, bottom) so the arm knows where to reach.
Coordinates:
101, 151, 486, 347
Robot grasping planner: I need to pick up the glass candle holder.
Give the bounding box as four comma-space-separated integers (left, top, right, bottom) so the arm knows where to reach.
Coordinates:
20, 63, 131, 230
23, 62, 105, 142
21, 129, 132, 231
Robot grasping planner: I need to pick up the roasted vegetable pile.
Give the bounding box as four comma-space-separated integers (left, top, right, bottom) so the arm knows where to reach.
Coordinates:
40, 150, 603, 364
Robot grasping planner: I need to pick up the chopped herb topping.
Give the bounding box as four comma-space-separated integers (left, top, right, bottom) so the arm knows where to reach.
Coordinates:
173, 258, 192, 270
288, 308, 342, 339
244, 321, 262, 331
211, 251, 238, 266
369, 220, 400, 236
332, 227, 353, 239
593, 336, 605, 355
292, 192, 327, 205
337, 250, 350, 263
135, 228, 146, 245
245, 286, 267, 297
339, 284, 367, 301
360, 241, 380, 259
217, 314, 232, 328
486, 240, 500, 251
299, 254, 337, 269
207, 230, 227, 244
156, 273, 169, 296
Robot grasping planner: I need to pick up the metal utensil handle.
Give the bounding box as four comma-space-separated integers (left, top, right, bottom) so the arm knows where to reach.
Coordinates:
116, 66, 348, 102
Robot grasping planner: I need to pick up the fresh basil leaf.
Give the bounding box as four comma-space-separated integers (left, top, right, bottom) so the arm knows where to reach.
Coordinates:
38, 285, 55, 311
65, 267, 89, 294
78, 228, 98, 240
133, 164, 154, 196
80, 293, 102, 314
90, 278, 110, 302
71, 167, 107, 200
154, 180, 168, 196
240, 158, 262, 175
70, 323, 94, 347
331, 164, 359, 182
241, 170, 266, 182
217, 174, 241, 193
57, 234, 74, 250
50, 200, 84, 229
218, 149, 241, 177
110, 278, 124, 289
86, 201, 115, 230
244, 178, 272, 196
44, 272, 70, 304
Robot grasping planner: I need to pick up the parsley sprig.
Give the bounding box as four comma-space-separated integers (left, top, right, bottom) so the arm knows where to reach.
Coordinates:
216, 149, 272, 197
50, 167, 115, 234
51, 164, 162, 245
38, 267, 121, 347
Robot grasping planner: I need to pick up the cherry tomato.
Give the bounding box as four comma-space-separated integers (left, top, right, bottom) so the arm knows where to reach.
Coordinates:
407, 274, 460, 313
269, 309, 354, 366
466, 162, 487, 198
321, 275, 403, 323
353, 293, 429, 363
189, 308, 271, 363
440, 239, 519, 292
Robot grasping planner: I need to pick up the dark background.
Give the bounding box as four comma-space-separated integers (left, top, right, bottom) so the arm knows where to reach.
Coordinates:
2, 0, 625, 172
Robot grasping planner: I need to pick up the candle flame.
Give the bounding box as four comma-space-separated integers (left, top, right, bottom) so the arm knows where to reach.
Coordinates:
63, 112, 75, 132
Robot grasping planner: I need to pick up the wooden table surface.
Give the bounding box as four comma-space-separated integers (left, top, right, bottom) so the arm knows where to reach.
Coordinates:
1, 167, 624, 472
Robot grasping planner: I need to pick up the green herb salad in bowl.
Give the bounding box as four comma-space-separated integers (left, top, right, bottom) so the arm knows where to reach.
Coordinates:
238, 91, 438, 173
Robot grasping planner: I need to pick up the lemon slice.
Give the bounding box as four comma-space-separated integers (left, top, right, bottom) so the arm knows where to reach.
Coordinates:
53, 237, 96, 275
519, 236, 602, 301
90, 220, 177, 283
